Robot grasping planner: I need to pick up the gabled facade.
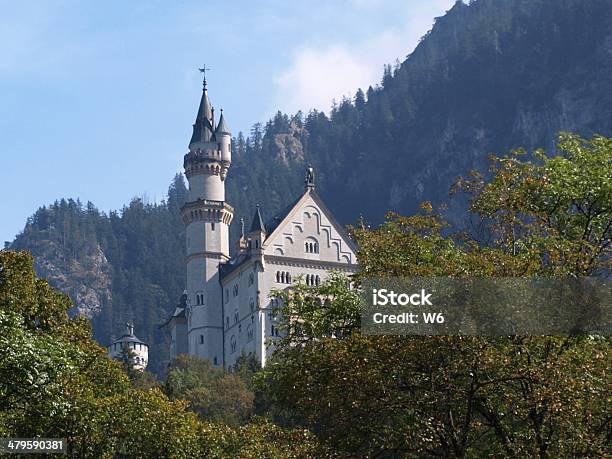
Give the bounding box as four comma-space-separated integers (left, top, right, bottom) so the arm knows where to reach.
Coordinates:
169, 76, 358, 368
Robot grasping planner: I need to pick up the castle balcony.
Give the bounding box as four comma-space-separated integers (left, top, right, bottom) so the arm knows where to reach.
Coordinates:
180, 198, 234, 225
183, 147, 230, 178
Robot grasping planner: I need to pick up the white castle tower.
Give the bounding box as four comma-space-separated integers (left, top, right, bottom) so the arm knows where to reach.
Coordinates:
168, 69, 358, 369
180, 70, 233, 366
107, 323, 149, 371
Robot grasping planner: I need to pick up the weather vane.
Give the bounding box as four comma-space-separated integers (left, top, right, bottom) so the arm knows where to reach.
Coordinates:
198, 65, 210, 87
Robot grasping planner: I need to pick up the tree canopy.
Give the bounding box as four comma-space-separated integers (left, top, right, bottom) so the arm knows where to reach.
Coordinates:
259, 133, 611, 458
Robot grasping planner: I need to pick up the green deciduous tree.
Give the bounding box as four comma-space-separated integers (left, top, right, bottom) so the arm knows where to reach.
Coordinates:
1, 250, 334, 457
259, 134, 611, 458
165, 354, 255, 426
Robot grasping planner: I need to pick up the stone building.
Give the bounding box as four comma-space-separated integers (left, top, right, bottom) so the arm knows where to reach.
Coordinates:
107, 323, 149, 371
168, 74, 358, 368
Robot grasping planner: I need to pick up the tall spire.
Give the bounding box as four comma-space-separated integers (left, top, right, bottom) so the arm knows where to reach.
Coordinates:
189, 67, 214, 146
249, 204, 266, 233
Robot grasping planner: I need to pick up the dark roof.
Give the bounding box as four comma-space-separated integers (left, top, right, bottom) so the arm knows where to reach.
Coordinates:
215, 112, 231, 135
189, 87, 215, 145
159, 293, 187, 328
249, 205, 266, 233
263, 195, 302, 237
219, 252, 252, 281
112, 332, 146, 345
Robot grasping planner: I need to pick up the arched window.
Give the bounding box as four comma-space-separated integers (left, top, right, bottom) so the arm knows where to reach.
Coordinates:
286, 272, 292, 284
248, 272, 254, 286
316, 275, 320, 286
276, 271, 280, 283
195, 292, 205, 305
250, 298, 255, 312
234, 310, 239, 324
247, 324, 254, 341
281, 272, 286, 284
305, 238, 319, 254
230, 335, 237, 353
199, 335, 204, 344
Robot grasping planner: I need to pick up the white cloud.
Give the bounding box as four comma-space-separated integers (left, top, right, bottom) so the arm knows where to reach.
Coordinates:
274, 45, 373, 114
273, 0, 455, 116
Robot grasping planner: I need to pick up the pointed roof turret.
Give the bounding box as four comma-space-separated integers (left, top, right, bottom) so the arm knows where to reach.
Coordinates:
189, 72, 215, 146
215, 109, 231, 136
249, 204, 266, 233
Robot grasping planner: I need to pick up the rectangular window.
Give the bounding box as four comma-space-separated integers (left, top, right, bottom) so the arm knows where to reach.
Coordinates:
200, 335, 204, 344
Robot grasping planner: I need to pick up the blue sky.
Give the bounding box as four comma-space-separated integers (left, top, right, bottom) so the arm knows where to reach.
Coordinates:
0, 0, 455, 245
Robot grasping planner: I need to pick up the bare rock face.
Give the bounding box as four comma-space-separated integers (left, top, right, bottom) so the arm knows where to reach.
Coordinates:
34, 244, 112, 319
273, 122, 308, 164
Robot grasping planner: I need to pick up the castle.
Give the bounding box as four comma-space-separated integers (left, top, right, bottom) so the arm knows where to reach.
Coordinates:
107, 323, 149, 371
168, 74, 358, 368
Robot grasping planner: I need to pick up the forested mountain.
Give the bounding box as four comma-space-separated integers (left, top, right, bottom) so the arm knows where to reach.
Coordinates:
228, 0, 612, 229
8, 0, 612, 374
10, 177, 188, 375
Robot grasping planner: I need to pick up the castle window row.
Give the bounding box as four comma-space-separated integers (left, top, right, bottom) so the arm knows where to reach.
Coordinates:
306, 274, 321, 286
305, 241, 319, 253
111, 342, 146, 351
276, 271, 292, 284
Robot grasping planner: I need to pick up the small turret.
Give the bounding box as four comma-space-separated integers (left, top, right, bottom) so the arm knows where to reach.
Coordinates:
216, 109, 232, 165
216, 110, 231, 135
248, 204, 266, 252
107, 322, 149, 371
